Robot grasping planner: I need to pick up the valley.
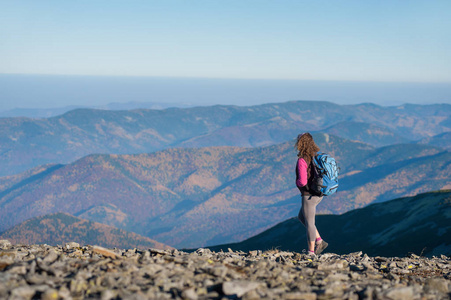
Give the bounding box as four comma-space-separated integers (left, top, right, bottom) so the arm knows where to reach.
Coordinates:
1, 134, 449, 248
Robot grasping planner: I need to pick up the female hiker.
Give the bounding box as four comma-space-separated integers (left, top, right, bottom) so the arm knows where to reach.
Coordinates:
295, 133, 328, 256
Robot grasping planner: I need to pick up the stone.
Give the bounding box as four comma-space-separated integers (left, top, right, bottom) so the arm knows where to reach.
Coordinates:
384, 286, 414, 300
349, 251, 363, 257
350, 264, 364, 272
8, 264, 27, 275
375, 256, 388, 262
362, 262, 376, 272
318, 253, 336, 260
0, 240, 12, 249
101, 289, 117, 300
0, 243, 449, 300
0, 261, 11, 271
11, 286, 36, 299
92, 246, 117, 259
65, 242, 80, 250
284, 292, 317, 300
317, 259, 348, 270
149, 248, 166, 256
181, 287, 198, 300
242, 289, 261, 300
323, 281, 345, 297
425, 278, 449, 294
0, 249, 16, 260
43, 250, 59, 264
41, 288, 59, 300
222, 280, 264, 297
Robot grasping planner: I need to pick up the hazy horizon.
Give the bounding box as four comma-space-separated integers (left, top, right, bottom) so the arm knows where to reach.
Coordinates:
2, 1, 450, 113
1, 74, 451, 114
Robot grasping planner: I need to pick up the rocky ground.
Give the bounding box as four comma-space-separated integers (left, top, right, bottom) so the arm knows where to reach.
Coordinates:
0, 240, 450, 300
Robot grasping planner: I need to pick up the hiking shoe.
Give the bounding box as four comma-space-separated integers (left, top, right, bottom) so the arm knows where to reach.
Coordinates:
307, 251, 316, 258
315, 240, 328, 255
303, 249, 316, 257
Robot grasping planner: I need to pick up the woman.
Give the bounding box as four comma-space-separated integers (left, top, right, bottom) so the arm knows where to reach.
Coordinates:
295, 133, 328, 256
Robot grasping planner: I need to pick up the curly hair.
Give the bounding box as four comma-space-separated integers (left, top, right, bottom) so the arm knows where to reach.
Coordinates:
294, 133, 320, 165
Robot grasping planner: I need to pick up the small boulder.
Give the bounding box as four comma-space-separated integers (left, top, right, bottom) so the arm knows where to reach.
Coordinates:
93, 246, 117, 259
222, 280, 264, 297
384, 286, 414, 300
64, 242, 80, 250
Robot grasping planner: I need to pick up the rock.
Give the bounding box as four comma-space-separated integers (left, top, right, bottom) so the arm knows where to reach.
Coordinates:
318, 253, 336, 260
101, 289, 117, 300
350, 264, 364, 272
43, 249, 59, 264
275, 256, 286, 263
284, 292, 317, 300
0, 240, 12, 249
0, 249, 16, 260
317, 259, 348, 270
384, 286, 414, 300
242, 288, 261, 300
92, 246, 117, 259
0, 243, 449, 300
8, 264, 27, 275
375, 256, 388, 262
425, 278, 449, 294
222, 280, 264, 297
149, 248, 166, 256
41, 288, 59, 300
11, 286, 36, 299
0, 261, 11, 271
349, 251, 363, 257
181, 287, 198, 300
362, 262, 376, 272
64, 242, 80, 250
195, 248, 212, 257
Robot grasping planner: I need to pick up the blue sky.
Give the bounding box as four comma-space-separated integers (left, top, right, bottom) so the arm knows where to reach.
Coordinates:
1, 0, 450, 83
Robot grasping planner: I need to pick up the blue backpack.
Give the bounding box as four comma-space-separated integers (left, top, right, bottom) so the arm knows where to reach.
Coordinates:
310, 153, 339, 196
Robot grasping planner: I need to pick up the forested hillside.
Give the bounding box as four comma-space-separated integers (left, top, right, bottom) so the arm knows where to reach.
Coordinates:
208, 190, 451, 257
0, 212, 171, 250
1, 134, 449, 248
1, 101, 450, 176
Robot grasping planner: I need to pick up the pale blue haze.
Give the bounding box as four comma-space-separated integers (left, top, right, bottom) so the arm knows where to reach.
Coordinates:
0, 1, 450, 109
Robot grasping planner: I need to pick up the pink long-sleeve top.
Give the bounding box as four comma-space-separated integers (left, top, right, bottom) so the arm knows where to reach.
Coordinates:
295, 158, 308, 189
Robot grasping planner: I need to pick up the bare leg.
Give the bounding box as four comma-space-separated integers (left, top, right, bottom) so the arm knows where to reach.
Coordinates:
308, 241, 315, 252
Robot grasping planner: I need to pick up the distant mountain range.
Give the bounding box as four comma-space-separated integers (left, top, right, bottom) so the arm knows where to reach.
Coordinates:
0, 101, 193, 119
0, 101, 450, 176
418, 132, 451, 150
1, 133, 449, 249
319, 121, 408, 147
207, 190, 451, 257
0, 212, 171, 250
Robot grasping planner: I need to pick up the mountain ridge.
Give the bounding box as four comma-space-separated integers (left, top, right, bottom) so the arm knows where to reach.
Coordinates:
1, 100, 450, 176
1, 134, 449, 248
205, 190, 451, 257
0, 212, 172, 250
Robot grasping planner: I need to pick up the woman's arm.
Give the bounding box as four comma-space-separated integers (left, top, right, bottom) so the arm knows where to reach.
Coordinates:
296, 158, 308, 188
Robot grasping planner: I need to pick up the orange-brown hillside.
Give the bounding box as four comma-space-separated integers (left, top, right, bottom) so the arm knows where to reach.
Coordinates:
1, 133, 449, 249
0, 213, 172, 250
